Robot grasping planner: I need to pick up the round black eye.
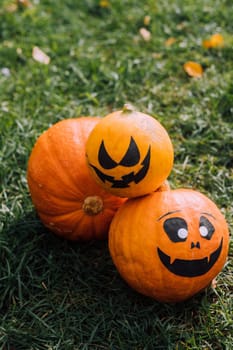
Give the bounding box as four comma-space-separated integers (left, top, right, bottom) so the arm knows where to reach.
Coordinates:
163, 217, 188, 243
199, 216, 215, 240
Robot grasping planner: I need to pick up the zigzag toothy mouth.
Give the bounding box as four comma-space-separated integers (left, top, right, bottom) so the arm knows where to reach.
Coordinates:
90, 146, 151, 188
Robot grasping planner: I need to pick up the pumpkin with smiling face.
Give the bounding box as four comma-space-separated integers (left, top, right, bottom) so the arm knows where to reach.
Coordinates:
86, 104, 174, 198
109, 189, 229, 302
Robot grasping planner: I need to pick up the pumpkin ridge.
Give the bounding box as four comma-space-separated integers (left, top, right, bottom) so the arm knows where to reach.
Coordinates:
27, 171, 83, 205
42, 207, 106, 238
40, 210, 86, 240
29, 184, 107, 218
72, 210, 103, 240
37, 204, 82, 217
66, 118, 96, 197
29, 166, 125, 219
44, 121, 86, 197
28, 131, 83, 200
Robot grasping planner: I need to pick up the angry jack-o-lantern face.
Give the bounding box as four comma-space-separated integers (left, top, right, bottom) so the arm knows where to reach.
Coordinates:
90, 136, 151, 189
86, 105, 174, 197
109, 189, 229, 302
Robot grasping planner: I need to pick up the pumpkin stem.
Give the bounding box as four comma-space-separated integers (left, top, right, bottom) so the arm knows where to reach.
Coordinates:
82, 196, 104, 216
122, 103, 136, 114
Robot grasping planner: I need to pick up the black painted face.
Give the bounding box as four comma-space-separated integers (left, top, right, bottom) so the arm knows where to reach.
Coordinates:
89, 137, 151, 188
157, 213, 223, 277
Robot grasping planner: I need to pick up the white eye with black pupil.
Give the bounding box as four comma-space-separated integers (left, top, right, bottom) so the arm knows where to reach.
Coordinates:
177, 228, 188, 239
199, 225, 208, 237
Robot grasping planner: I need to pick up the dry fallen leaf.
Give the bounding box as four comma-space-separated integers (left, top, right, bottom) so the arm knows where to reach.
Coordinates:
176, 22, 187, 30
4, 3, 18, 12
152, 52, 162, 59
202, 40, 211, 49
16, 47, 23, 55
183, 61, 203, 78
99, 0, 110, 8
5, 0, 32, 12
17, 0, 32, 8
32, 46, 50, 65
211, 278, 217, 289
139, 27, 151, 42
203, 33, 224, 48
165, 37, 176, 46
143, 15, 151, 26
211, 33, 224, 47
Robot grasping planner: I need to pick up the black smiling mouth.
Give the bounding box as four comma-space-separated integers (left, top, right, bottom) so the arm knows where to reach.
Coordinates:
89, 146, 151, 188
157, 238, 223, 277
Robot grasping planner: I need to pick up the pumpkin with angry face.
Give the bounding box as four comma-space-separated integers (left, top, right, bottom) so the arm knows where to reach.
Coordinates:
85, 104, 174, 198
109, 189, 229, 302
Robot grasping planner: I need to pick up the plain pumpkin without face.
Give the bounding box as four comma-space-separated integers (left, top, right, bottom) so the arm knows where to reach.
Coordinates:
85, 104, 174, 198
27, 117, 126, 241
108, 189, 229, 303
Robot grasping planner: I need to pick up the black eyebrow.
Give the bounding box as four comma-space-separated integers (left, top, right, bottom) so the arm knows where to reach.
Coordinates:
201, 212, 216, 220
157, 210, 182, 221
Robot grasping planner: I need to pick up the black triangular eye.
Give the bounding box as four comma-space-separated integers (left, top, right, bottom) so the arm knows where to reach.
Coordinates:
119, 137, 140, 167
98, 141, 118, 169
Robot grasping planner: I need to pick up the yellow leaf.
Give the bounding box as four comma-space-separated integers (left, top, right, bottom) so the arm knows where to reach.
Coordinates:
183, 61, 203, 78
165, 37, 176, 46
32, 46, 50, 65
202, 39, 212, 48
143, 15, 151, 26
209, 33, 224, 47
99, 0, 110, 8
139, 27, 151, 42
16, 47, 23, 55
203, 33, 224, 48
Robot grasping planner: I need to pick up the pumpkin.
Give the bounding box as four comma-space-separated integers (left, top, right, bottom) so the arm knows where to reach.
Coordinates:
85, 104, 174, 198
27, 118, 126, 241
156, 179, 170, 192
109, 189, 229, 302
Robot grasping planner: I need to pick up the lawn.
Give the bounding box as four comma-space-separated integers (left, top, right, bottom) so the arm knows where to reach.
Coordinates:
0, 0, 232, 349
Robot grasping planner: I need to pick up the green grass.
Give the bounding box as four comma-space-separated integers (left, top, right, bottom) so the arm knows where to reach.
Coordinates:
0, 0, 232, 349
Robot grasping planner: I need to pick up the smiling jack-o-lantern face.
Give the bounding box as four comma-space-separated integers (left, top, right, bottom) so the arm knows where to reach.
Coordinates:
157, 211, 223, 278
109, 189, 229, 302
86, 105, 174, 198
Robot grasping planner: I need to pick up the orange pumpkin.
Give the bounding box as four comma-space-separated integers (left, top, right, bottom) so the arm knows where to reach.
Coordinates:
109, 189, 229, 302
27, 118, 126, 241
86, 104, 174, 198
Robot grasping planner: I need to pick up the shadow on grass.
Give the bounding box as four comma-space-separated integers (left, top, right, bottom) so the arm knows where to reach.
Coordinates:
1, 212, 225, 349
